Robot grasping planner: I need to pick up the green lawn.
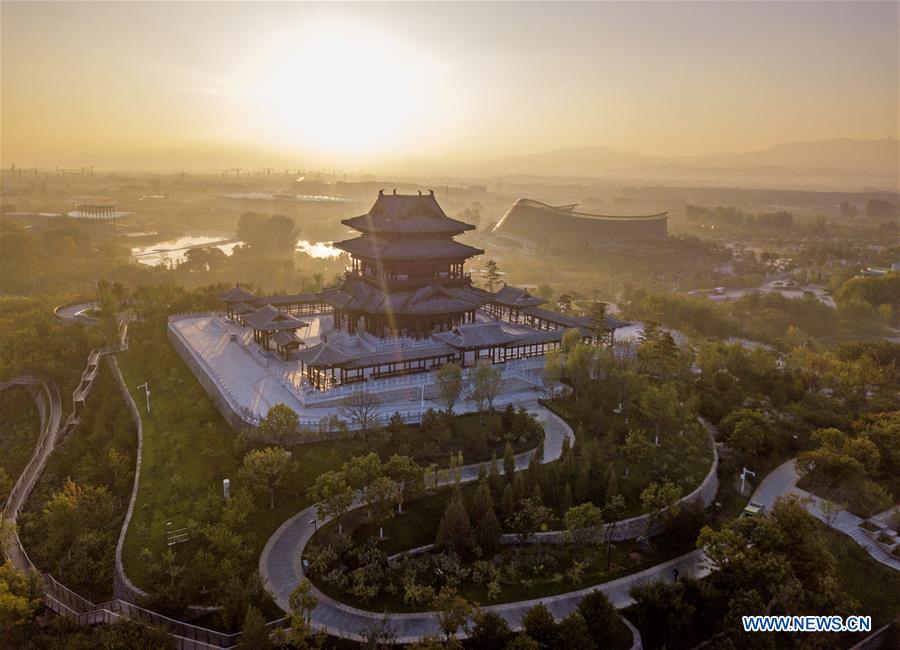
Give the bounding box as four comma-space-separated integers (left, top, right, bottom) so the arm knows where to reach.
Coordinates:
821, 524, 900, 628
0, 387, 41, 504
116, 322, 537, 610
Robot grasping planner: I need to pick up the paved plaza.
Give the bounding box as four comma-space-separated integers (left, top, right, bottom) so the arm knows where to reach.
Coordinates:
170, 313, 547, 426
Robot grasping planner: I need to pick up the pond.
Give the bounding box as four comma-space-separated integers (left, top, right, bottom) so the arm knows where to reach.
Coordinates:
131, 237, 343, 266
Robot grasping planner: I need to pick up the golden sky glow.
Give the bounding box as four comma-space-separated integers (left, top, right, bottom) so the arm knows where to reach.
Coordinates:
1, 1, 898, 170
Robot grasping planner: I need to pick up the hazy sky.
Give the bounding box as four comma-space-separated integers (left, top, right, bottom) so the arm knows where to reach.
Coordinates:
2, 1, 898, 170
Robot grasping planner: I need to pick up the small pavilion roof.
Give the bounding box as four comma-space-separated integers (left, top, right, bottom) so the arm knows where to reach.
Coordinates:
344, 344, 457, 370
232, 302, 255, 316
432, 322, 519, 350
521, 305, 628, 331
333, 236, 483, 261
271, 330, 304, 347
491, 285, 546, 308
243, 304, 308, 332
342, 191, 475, 236
261, 293, 323, 307
294, 341, 355, 368
218, 285, 257, 303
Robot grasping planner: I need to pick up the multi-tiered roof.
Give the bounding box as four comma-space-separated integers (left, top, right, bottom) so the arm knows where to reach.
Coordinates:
323, 191, 487, 338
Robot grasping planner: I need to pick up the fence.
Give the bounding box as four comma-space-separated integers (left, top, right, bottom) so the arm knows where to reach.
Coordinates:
42, 574, 289, 649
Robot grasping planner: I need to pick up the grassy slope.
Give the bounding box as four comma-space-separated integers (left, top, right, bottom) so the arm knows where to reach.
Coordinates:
821, 525, 900, 628
116, 332, 529, 593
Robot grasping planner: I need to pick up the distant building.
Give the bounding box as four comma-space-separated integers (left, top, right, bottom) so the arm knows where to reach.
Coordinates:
491, 198, 668, 252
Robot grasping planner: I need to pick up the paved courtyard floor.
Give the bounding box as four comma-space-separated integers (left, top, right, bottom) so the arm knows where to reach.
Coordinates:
170, 314, 546, 425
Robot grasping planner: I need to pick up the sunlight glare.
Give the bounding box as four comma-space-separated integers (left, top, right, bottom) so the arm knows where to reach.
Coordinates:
238, 21, 446, 159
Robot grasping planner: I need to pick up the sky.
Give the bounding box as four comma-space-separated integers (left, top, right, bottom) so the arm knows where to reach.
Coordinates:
1, 1, 898, 170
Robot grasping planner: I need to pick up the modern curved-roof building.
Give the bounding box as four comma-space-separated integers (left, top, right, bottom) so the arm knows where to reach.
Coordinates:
491, 198, 668, 251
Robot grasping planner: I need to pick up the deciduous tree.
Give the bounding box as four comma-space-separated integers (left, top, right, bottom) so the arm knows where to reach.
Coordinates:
240, 447, 291, 509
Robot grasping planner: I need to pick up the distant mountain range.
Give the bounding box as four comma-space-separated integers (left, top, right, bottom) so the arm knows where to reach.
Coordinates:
487, 138, 899, 188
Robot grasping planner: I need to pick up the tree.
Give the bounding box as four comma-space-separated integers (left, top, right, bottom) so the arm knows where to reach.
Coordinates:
639, 383, 679, 446
557, 612, 593, 650
719, 408, 776, 460
308, 470, 352, 533
436, 363, 463, 414
640, 481, 682, 533
240, 605, 272, 650
240, 447, 291, 509
258, 403, 299, 446
289, 579, 318, 646
435, 491, 476, 555
470, 482, 502, 555
344, 453, 383, 492
432, 586, 473, 644
506, 498, 551, 544
563, 502, 604, 545
542, 350, 564, 398
469, 610, 513, 649
338, 389, 382, 436
367, 476, 398, 539
384, 454, 424, 514
565, 342, 594, 400
0, 561, 42, 636
589, 301, 610, 343
603, 495, 626, 571
484, 259, 501, 292
503, 442, 516, 480
577, 590, 623, 648
470, 361, 502, 419
521, 603, 559, 648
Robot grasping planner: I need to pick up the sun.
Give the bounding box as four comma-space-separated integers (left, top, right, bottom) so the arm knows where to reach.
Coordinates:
236, 21, 447, 160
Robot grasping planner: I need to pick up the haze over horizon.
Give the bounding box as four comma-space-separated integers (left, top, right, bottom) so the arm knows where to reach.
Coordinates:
2, 1, 898, 179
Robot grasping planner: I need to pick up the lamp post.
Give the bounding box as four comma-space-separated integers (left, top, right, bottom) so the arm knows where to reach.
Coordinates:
308, 518, 318, 540
740, 467, 756, 495
136, 382, 150, 414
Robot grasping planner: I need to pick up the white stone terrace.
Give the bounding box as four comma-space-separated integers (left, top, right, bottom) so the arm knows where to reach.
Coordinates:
169, 312, 547, 428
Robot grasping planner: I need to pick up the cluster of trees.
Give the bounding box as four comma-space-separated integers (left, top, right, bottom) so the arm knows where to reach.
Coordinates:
685, 204, 796, 230
409, 589, 629, 650
0, 218, 120, 294
834, 272, 899, 327
0, 563, 171, 650
622, 285, 860, 348
797, 418, 897, 517
0, 296, 104, 394
0, 387, 41, 504
629, 498, 879, 649
18, 370, 136, 602
309, 452, 426, 538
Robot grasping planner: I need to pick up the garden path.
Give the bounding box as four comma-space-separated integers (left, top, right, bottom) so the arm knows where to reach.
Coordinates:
750, 459, 900, 572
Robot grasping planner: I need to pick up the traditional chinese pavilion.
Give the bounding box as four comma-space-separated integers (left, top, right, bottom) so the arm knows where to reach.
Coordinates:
322, 189, 489, 338
215, 191, 629, 391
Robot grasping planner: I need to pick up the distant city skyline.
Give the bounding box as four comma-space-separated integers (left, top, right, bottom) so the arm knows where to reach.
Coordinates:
2, 1, 898, 170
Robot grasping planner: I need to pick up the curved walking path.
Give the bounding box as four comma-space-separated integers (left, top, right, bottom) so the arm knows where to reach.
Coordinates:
750, 459, 899, 571
260, 405, 713, 642
1, 377, 63, 572
54, 301, 100, 325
